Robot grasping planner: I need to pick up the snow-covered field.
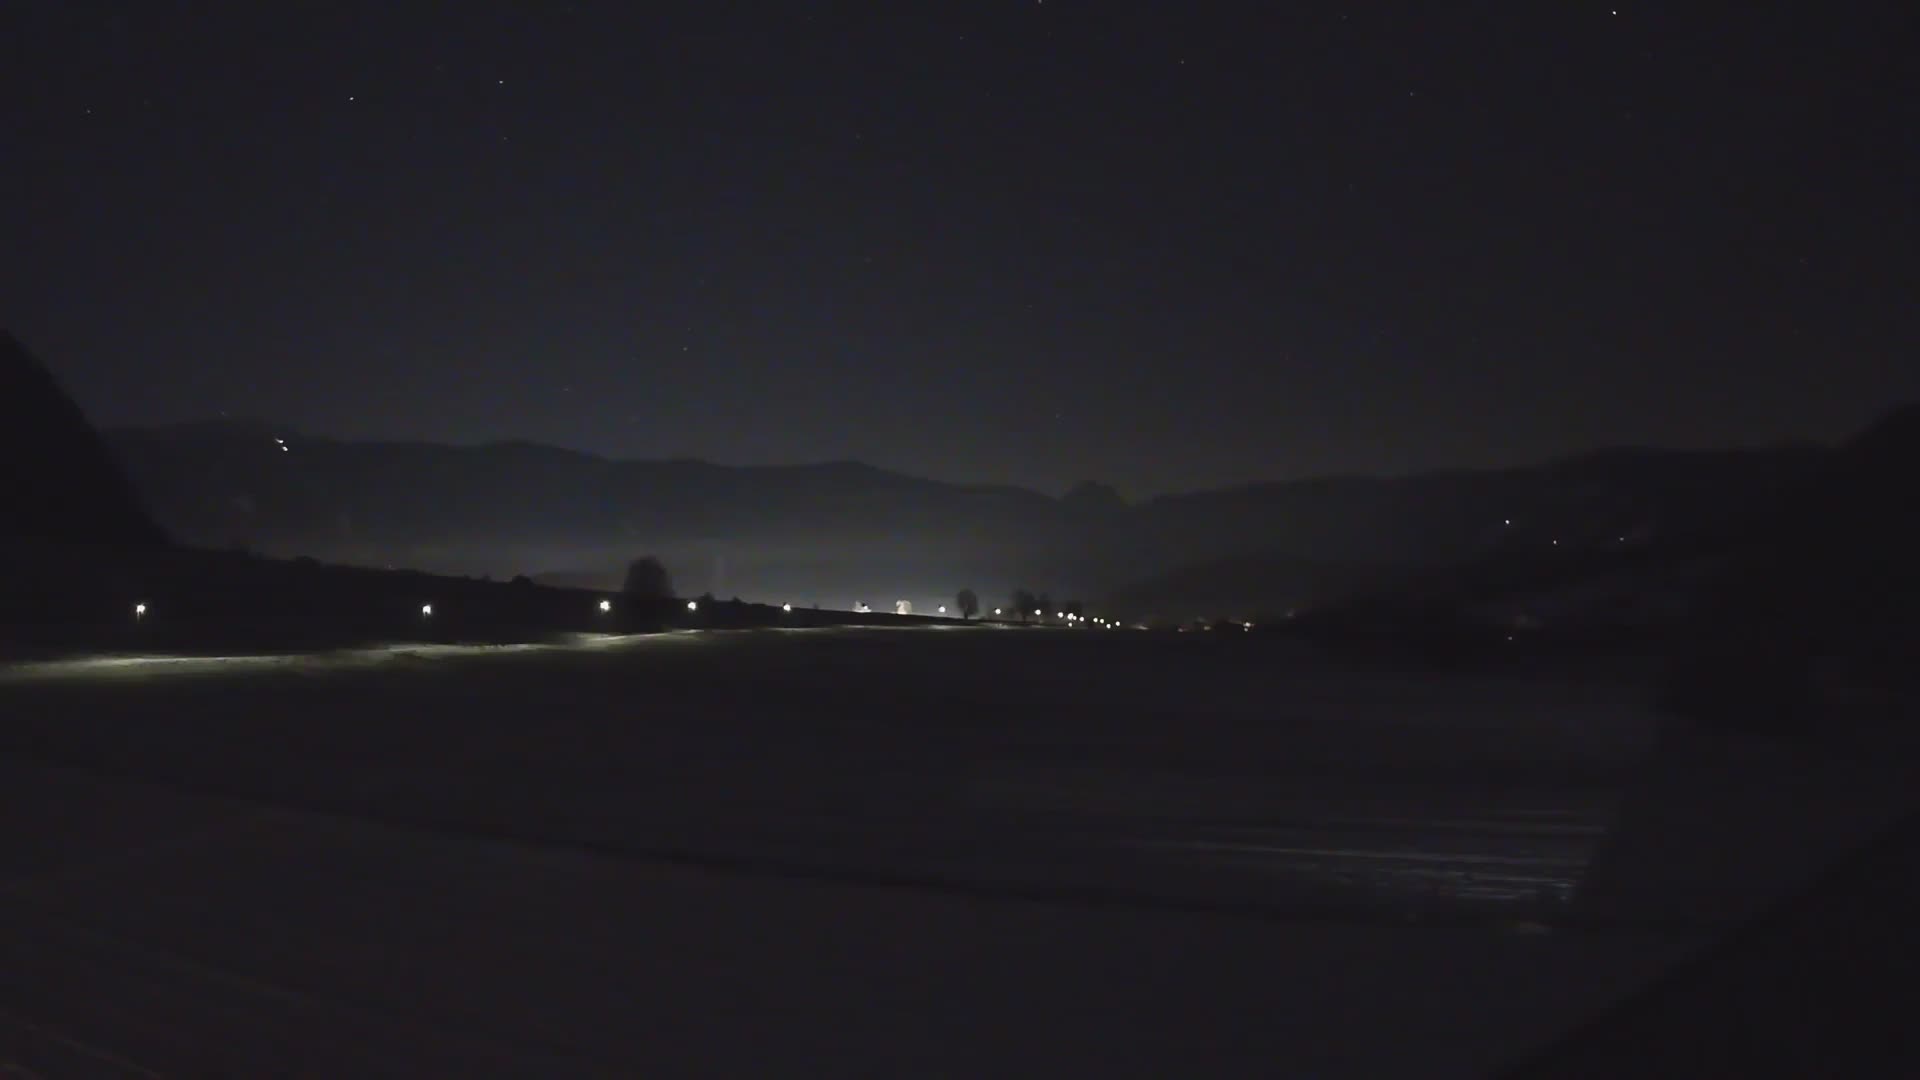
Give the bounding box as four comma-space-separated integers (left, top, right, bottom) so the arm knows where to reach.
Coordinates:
0, 627, 1909, 1074
1, 628, 1661, 923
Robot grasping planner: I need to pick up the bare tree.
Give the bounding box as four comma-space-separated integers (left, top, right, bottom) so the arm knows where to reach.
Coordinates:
956, 588, 980, 621
622, 555, 673, 599
1010, 588, 1037, 624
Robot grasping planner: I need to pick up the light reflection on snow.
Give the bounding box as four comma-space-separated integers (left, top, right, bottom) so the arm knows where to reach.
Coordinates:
0, 624, 990, 683
0, 634, 676, 683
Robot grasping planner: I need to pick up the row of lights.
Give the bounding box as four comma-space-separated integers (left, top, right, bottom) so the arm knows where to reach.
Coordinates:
130, 598, 802, 621
975, 606, 1133, 628
132, 597, 1114, 625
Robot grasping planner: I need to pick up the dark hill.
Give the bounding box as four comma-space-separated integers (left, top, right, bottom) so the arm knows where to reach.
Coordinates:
1100, 445, 1824, 620
1666, 403, 1920, 730
0, 332, 168, 549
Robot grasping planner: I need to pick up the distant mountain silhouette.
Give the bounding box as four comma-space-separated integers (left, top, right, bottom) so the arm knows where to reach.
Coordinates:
103, 421, 1073, 603
105, 418, 1838, 615
1098, 446, 1824, 620
1, 332, 168, 549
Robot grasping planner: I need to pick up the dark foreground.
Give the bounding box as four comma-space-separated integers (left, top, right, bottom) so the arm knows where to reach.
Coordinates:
0, 628, 1910, 1076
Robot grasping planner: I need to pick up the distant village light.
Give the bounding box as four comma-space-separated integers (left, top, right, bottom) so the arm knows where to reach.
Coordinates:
420, 603, 433, 617
134, 602, 147, 618
686, 600, 698, 612
938, 605, 947, 614
782, 603, 792, 612
598, 599, 612, 613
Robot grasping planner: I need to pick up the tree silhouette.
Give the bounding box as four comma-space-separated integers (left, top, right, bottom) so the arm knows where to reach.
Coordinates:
1010, 588, 1037, 624
1038, 593, 1054, 621
622, 555, 673, 599
956, 588, 980, 621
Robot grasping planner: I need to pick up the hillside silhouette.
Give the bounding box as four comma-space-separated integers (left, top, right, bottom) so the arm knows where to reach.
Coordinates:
1, 332, 169, 550
106, 420, 1830, 614
1659, 403, 1920, 731
1099, 446, 1823, 620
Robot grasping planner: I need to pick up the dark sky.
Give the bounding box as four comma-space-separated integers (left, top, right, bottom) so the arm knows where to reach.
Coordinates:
5, 2, 1914, 496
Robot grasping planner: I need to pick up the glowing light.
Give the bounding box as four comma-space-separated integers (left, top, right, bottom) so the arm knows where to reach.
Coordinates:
598, 599, 612, 613
686, 600, 699, 612
782, 603, 792, 612
1034, 609, 1042, 617
938, 605, 947, 614
993, 608, 1002, 616
420, 603, 433, 617
133, 602, 147, 618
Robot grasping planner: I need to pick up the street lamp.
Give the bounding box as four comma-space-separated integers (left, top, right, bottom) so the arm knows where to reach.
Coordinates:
133, 602, 147, 619
782, 603, 792, 613
686, 600, 699, 612
598, 599, 612, 613
420, 603, 433, 617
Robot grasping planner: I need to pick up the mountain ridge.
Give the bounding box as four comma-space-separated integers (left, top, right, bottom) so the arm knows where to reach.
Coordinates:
104, 416, 1829, 507
101, 415, 1844, 614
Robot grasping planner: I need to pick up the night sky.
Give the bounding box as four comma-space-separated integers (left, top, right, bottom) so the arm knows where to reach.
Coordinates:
5, 2, 1914, 496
